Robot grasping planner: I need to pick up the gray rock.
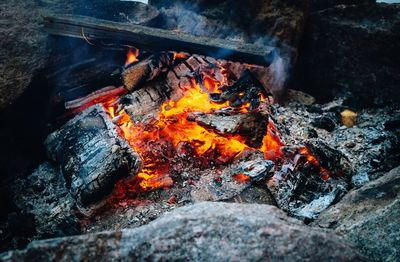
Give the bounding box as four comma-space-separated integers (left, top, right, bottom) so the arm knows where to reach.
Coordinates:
295, 3, 400, 107
310, 0, 376, 11
313, 166, 400, 261
0, 202, 366, 261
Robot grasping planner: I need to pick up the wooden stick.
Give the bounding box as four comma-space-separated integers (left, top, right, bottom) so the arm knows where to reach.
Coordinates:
43, 15, 275, 66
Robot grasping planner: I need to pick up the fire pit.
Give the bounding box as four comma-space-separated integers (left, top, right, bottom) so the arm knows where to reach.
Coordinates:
1, 0, 399, 260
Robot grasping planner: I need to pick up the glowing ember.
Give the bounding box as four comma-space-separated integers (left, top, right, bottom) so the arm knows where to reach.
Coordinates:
233, 173, 250, 183
172, 52, 190, 60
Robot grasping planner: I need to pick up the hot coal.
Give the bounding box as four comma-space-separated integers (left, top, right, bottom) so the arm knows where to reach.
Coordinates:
305, 139, 353, 180
45, 105, 141, 207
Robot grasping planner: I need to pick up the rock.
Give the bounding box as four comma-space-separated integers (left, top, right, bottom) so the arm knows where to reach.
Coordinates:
313, 166, 400, 261
0, 202, 367, 261
284, 89, 316, 105
294, 3, 400, 107
225, 182, 277, 205
310, 0, 376, 11
0, 0, 76, 111
312, 116, 337, 132
341, 109, 357, 128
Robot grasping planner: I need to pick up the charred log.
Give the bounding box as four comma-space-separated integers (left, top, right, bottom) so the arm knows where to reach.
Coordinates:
187, 110, 268, 148
122, 52, 174, 92
121, 80, 170, 121
45, 105, 141, 207
43, 15, 275, 66
266, 169, 348, 221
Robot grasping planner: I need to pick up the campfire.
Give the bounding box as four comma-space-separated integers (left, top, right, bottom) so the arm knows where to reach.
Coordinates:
41, 38, 348, 222
2, 1, 400, 260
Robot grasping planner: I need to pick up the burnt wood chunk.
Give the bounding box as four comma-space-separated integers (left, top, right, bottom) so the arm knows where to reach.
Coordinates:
305, 139, 354, 180
216, 70, 267, 110
266, 169, 348, 221
45, 104, 141, 207
122, 53, 173, 92
191, 150, 274, 202
122, 81, 170, 121
43, 15, 275, 66
187, 110, 268, 148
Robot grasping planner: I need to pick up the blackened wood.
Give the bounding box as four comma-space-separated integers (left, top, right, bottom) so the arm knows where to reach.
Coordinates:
215, 70, 267, 110
122, 81, 170, 121
187, 110, 268, 148
122, 53, 173, 91
43, 15, 275, 66
305, 139, 354, 180
45, 105, 142, 207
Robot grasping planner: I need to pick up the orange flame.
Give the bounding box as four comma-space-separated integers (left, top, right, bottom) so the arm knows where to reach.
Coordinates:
172, 52, 190, 60
233, 173, 250, 183
101, 55, 326, 199
106, 72, 273, 192
125, 48, 139, 67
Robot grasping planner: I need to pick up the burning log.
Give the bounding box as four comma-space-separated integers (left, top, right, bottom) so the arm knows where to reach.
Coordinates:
191, 150, 274, 202
187, 110, 268, 148
43, 15, 275, 66
121, 80, 170, 121
122, 53, 174, 92
65, 85, 127, 112
45, 105, 142, 207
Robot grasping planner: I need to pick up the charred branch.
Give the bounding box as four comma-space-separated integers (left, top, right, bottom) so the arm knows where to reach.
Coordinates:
43, 15, 275, 66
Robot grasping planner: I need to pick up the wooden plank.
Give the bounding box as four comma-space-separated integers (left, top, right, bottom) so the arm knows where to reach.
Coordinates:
43, 15, 275, 66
